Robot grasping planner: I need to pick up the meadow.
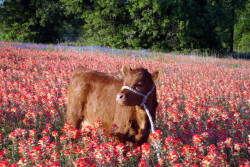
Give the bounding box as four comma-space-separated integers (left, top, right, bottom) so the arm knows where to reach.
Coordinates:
0, 41, 249, 166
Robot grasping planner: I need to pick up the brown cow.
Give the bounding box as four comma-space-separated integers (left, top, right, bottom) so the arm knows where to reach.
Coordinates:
67, 65, 161, 145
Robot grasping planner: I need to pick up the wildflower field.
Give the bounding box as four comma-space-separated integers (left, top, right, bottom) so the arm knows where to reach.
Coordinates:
0, 42, 249, 166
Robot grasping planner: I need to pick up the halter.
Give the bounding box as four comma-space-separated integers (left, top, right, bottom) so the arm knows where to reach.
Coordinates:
121, 84, 156, 107
121, 84, 161, 159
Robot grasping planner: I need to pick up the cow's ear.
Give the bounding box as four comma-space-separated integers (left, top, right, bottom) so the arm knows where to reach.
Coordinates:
121, 65, 131, 76
151, 69, 162, 82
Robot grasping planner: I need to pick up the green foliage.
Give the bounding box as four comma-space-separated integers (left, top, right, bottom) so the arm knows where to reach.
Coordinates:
78, 0, 128, 48
234, 1, 250, 53
0, 0, 35, 42
0, 0, 67, 43
177, 0, 219, 50
0, 0, 249, 53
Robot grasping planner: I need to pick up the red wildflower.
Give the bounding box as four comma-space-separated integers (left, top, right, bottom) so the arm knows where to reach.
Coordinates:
52, 131, 59, 138
193, 134, 203, 144
168, 150, 179, 163
141, 143, 151, 157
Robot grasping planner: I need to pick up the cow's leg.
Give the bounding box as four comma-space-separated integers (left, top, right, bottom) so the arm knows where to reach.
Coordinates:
67, 82, 90, 130
115, 136, 123, 144
67, 99, 84, 129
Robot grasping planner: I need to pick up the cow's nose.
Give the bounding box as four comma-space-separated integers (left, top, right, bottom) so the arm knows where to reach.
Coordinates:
116, 93, 124, 100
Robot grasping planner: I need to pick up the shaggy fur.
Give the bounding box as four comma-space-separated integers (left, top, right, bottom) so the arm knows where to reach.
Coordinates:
67, 65, 161, 145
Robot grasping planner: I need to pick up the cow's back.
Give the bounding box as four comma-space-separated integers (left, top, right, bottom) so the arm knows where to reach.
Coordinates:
67, 66, 124, 130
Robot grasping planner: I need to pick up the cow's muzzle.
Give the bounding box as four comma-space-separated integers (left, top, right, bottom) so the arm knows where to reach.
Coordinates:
116, 84, 155, 107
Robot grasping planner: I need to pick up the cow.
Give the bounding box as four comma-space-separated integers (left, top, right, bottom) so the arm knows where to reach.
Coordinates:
67, 65, 161, 145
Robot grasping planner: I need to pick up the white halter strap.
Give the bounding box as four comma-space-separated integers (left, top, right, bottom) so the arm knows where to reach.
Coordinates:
121, 84, 156, 107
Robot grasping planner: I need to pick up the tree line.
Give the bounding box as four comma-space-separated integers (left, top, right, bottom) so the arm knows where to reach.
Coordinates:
0, 0, 249, 54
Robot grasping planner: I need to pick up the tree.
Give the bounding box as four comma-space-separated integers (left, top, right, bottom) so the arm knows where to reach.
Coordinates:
0, 0, 66, 43
81, 0, 128, 48
234, 0, 249, 53
213, 0, 248, 53
61, 0, 129, 48
0, 0, 249, 53
0, 0, 36, 42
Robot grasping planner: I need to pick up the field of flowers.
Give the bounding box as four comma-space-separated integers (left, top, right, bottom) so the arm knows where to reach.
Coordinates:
0, 41, 249, 166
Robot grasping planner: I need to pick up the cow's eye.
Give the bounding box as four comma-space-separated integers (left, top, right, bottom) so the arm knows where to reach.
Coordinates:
137, 82, 144, 87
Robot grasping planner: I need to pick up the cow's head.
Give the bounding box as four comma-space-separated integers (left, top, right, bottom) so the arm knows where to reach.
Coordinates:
116, 65, 161, 106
